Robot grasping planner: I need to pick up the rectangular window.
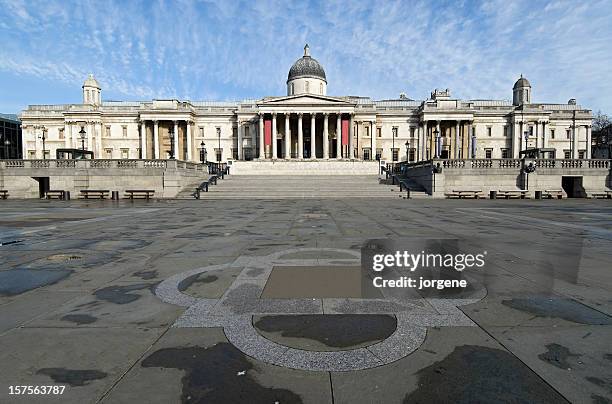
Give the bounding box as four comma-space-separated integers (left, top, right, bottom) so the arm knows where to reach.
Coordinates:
564, 150, 571, 159
487, 127, 492, 137
485, 148, 493, 159
245, 126, 250, 139
105, 148, 113, 158
410, 127, 415, 138
199, 127, 204, 137
551, 129, 555, 139
578, 150, 585, 159
392, 127, 398, 138
566, 129, 570, 139
122, 126, 127, 138
375, 148, 382, 160
105, 126, 111, 137
392, 148, 399, 162
409, 148, 416, 162
28, 150, 36, 159
501, 148, 510, 159
59, 128, 65, 139
365, 127, 370, 137
377, 128, 381, 138
362, 148, 371, 160
232, 148, 238, 159
121, 148, 129, 159
503, 126, 508, 137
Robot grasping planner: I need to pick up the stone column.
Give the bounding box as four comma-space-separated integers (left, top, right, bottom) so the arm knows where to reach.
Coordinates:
285, 114, 291, 159
370, 121, 375, 161
336, 113, 342, 159
258, 113, 264, 159
467, 122, 473, 158
140, 121, 147, 159
454, 121, 460, 159
435, 121, 441, 158
153, 120, 159, 159
586, 125, 592, 159
310, 113, 316, 159
186, 121, 192, 161
298, 113, 304, 159
87, 122, 93, 157
535, 121, 539, 149
541, 122, 547, 150
173, 121, 179, 159
323, 113, 329, 159
237, 119, 242, 160
421, 121, 427, 160
272, 113, 277, 159
348, 113, 354, 159
572, 123, 578, 159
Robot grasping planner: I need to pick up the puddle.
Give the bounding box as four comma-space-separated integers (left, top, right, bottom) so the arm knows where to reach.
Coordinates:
93, 283, 154, 304
60, 314, 98, 325
37, 368, 107, 386
404, 345, 566, 403
538, 343, 581, 370
141, 343, 302, 403
254, 314, 396, 348
0, 269, 73, 296
501, 297, 612, 324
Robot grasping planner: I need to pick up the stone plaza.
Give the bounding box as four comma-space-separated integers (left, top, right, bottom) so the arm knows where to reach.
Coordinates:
0, 197, 611, 403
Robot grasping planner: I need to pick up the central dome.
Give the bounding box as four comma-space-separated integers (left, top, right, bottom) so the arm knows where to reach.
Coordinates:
287, 44, 327, 83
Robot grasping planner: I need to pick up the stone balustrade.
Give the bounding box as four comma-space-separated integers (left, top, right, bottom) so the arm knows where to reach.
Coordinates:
0, 159, 206, 171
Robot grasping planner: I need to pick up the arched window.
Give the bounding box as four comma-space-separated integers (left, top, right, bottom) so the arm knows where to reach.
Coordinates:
320, 83, 323, 94
305, 81, 309, 92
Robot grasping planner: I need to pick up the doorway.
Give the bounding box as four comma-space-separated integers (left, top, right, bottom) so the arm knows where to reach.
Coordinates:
34, 177, 50, 198
562, 176, 586, 198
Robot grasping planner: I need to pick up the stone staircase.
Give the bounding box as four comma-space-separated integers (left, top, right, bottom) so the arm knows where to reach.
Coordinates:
175, 175, 430, 199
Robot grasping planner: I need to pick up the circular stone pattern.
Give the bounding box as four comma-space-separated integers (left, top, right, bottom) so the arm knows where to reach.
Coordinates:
253, 314, 397, 351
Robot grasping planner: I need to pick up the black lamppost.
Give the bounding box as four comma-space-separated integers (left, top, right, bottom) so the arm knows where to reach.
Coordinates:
39, 127, 47, 159
405, 140, 410, 162
200, 141, 207, 163
169, 127, 175, 159
79, 126, 86, 155
392, 128, 396, 161
216, 127, 221, 162
434, 128, 440, 158
523, 130, 530, 151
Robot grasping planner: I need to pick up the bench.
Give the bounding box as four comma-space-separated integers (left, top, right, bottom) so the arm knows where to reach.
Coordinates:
445, 190, 484, 199
0, 190, 8, 199
590, 190, 612, 199
124, 190, 155, 200
46, 190, 68, 200
79, 190, 110, 199
543, 189, 564, 199
497, 190, 529, 199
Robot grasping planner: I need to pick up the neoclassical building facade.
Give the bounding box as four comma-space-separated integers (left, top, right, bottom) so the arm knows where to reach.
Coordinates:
20, 45, 593, 163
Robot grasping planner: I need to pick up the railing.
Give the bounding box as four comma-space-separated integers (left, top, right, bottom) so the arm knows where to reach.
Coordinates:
399, 158, 612, 172
0, 159, 206, 171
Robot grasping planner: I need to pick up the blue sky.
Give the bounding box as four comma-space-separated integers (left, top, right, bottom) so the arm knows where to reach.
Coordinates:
1, 0, 611, 114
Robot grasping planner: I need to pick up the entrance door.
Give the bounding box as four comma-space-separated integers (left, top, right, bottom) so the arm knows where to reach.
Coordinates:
34, 177, 50, 198
562, 176, 586, 198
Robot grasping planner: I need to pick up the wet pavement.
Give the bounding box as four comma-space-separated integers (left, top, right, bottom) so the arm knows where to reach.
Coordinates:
0, 198, 610, 403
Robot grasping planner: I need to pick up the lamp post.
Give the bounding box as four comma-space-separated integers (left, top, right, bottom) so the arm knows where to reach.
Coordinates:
216, 127, 221, 162
79, 126, 86, 156
523, 130, 530, 151
434, 128, 440, 158
405, 140, 410, 162
39, 127, 47, 159
169, 126, 175, 159
200, 141, 207, 163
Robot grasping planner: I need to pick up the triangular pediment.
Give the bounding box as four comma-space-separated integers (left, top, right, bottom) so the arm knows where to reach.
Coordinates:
258, 94, 354, 106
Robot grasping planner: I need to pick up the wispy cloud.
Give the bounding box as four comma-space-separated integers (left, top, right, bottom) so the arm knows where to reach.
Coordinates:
0, 0, 611, 112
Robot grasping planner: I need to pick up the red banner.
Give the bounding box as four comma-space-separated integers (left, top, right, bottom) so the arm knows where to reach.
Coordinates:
342, 119, 349, 145
264, 119, 272, 146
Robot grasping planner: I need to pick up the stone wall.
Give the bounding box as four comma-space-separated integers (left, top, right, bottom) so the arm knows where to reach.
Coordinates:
231, 160, 381, 176
0, 160, 208, 198
403, 159, 612, 198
